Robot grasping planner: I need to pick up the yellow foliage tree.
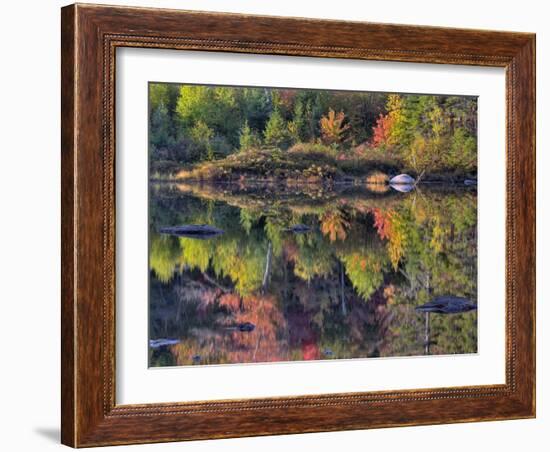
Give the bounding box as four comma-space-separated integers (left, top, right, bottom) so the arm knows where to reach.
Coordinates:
320, 209, 350, 242
319, 109, 350, 145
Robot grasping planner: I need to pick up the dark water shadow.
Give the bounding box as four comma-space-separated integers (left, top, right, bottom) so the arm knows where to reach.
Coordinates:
34, 427, 60, 443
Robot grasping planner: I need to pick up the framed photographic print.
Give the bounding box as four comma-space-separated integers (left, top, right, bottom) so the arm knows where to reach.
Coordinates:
61, 3, 535, 447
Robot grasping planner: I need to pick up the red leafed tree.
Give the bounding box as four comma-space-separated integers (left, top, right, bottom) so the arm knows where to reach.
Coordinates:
226, 294, 288, 363
370, 208, 393, 240
370, 113, 395, 148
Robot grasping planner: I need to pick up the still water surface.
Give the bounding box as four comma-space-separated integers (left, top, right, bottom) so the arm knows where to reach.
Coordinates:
148, 182, 477, 367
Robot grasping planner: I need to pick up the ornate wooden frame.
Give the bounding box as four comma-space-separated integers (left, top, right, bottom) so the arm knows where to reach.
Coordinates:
61, 3, 535, 447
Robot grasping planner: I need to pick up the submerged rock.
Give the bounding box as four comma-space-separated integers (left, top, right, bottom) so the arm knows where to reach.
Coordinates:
224, 322, 256, 332
284, 224, 311, 234
159, 224, 225, 239
149, 338, 180, 348
237, 322, 255, 332
415, 296, 477, 314
390, 183, 415, 193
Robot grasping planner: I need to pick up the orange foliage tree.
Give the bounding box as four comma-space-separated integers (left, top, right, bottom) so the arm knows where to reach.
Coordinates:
370, 208, 406, 270
228, 294, 287, 363
370, 112, 396, 148
320, 209, 350, 242
319, 109, 350, 145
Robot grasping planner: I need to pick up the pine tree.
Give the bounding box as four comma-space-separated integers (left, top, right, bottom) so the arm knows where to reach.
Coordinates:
150, 102, 173, 150
287, 100, 305, 144
263, 109, 290, 149
239, 120, 255, 152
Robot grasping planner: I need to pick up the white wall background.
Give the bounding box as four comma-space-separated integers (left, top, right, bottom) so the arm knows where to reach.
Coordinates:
0, 1, 545, 451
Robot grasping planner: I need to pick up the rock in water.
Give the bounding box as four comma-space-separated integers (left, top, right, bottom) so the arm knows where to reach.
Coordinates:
222, 322, 256, 332
237, 322, 255, 332
389, 174, 415, 185
390, 183, 414, 193
149, 338, 180, 348
159, 224, 224, 239
284, 224, 311, 234
415, 296, 477, 314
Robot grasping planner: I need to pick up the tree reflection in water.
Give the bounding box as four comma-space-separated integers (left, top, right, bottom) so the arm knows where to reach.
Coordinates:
148, 182, 477, 367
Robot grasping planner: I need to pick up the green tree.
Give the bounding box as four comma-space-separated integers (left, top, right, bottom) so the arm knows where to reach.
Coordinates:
149, 234, 181, 283
239, 120, 259, 152
263, 109, 290, 149
190, 120, 214, 160
287, 99, 306, 144
176, 86, 240, 146
382, 94, 477, 173
150, 102, 174, 150
446, 127, 477, 170
176, 85, 209, 126
237, 88, 272, 132
149, 83, 179, 114
149, 83, 180, 151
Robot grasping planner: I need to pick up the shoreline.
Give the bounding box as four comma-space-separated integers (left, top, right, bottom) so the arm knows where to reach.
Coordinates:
149, 175, 477, 186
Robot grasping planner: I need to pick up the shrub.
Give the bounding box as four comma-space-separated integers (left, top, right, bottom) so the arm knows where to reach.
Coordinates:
287, 142, 338, 160
365, 171, 389, 184
209, 135, 231, 159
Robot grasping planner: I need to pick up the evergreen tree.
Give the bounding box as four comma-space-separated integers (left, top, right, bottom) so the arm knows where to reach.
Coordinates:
263, 109, 290, 149
287, 100, 306, 144
150, 102, 174, 150
239, 120, 257, 152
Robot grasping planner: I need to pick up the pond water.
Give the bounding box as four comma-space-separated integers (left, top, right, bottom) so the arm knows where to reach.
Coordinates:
148, 182, 477, 367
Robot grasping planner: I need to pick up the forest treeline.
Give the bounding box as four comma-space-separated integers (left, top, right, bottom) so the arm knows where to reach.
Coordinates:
149, 83, 477, 178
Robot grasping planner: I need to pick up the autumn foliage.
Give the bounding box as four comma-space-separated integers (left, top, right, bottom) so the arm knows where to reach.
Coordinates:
320, 209, 350, 242
370, 113, 395, 148
370, 208, 406, 270
319, 109, 350, 145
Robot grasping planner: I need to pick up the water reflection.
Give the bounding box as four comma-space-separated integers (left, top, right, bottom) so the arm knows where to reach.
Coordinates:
148, 182, 477, 367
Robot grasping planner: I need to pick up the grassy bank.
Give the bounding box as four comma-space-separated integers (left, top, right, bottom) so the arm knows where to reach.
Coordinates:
153, 145, 475, 185
159, 144, 401, 182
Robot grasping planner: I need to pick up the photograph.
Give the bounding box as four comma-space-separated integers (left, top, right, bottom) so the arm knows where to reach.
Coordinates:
49, 1, 536, 448
148, 83, 479, 367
